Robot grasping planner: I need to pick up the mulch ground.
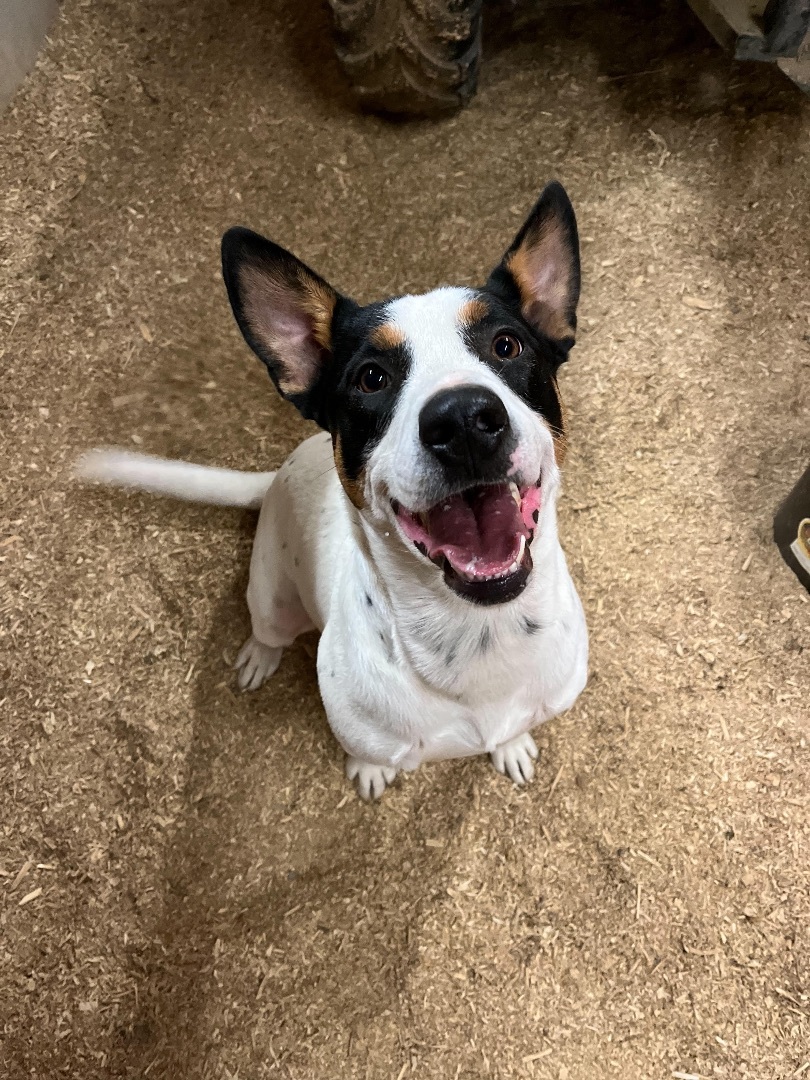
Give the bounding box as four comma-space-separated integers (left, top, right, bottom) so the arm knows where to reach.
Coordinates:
1, 1, 808, 1077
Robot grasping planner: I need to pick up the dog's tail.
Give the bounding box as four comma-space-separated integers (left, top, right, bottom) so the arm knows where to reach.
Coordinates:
76, 449, 275, 510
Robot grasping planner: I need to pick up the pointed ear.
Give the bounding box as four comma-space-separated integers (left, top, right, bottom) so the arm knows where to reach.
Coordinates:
221, 227, 339, 410
487, 181, 580, 353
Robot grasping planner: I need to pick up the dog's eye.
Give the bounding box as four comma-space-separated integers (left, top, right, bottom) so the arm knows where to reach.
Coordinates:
356, 364, 389, 394
492, 333, 523, 360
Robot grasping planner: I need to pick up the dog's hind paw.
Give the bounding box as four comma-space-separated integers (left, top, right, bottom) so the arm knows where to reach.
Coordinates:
235, 635, 282, 691
490, 732, 538, 785
345, 757, 398, 801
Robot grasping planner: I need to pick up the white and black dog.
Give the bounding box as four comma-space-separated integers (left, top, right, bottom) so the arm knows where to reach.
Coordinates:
80, 181, 588, 800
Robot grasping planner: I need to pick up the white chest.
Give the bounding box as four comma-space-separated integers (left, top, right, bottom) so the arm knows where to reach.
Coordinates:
319, 573, 588, 770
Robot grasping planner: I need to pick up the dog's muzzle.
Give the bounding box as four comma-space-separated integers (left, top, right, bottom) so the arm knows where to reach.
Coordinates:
393, 479, 542, 605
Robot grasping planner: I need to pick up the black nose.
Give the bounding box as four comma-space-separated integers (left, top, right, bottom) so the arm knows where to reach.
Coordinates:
419, 386, 510, 468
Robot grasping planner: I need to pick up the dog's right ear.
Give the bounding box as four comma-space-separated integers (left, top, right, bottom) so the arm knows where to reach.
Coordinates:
221, 228, 340, 418
486, 181, 580, 358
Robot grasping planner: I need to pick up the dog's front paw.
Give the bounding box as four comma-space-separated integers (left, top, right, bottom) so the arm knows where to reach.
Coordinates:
345, 757, 397, 801
490, 732, 538, 785
235, 635, 282, 691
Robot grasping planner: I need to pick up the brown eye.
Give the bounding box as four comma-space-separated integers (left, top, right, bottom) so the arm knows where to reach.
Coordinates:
357, 363, 389, 394
492, 333, 523, 361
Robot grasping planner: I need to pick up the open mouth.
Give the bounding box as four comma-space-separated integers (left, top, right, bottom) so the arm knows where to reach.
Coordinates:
393, 480, 542, 604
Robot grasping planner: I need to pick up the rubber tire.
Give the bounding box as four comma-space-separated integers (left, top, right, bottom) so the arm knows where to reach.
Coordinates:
328, 0, 483, 116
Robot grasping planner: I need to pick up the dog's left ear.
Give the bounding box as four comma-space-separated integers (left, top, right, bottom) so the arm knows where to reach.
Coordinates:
487, 181, 580, 357
221, 227, 342, 422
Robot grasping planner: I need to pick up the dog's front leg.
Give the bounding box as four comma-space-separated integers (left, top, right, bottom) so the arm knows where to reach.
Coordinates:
317, 627, 413, 801
236, 502, 315, 691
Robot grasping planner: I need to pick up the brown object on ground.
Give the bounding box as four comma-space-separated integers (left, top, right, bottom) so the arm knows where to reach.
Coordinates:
1, 2, 808, 1078
329, 0, 482, 115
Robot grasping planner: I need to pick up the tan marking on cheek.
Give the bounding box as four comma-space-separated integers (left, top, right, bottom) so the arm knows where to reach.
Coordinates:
332, 433, 366, 510
370, 322, 405, 350
456, 297, 489, 327
552, 431, 568, 467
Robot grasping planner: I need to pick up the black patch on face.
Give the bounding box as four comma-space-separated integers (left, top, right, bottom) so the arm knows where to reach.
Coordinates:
443, 632, 463, 665
460, 291, 565, 438
301, 299, 412, 482
523, 617, 543, 635
378, 629, 393, 662
412, 617, 451, 659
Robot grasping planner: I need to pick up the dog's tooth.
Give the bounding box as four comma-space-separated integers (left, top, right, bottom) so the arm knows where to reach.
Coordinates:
510, 482, 521, 507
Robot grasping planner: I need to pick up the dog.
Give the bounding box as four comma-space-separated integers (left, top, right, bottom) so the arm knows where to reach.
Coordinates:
79, 181, 588, 800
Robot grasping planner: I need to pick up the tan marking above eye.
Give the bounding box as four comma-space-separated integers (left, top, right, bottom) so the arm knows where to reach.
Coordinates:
370, 322, 406, 350
456, 298, 489, 327
332, 432, 365, 510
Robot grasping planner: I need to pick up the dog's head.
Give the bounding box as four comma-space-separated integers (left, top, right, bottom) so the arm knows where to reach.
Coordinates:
222, 181, 580, 606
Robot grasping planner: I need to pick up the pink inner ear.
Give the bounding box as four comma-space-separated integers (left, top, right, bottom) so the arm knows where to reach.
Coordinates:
527, 256, 568, 313
510, 221, 575, 342
240, 265, 328, 396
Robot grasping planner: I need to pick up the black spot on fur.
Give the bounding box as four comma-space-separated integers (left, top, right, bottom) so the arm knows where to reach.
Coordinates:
365, 593, 373, 608
312, 301, 413, 480
281, 542, 288, 550
479, 625, 492, 653
294, 556, 300, 567
444, 632, 463, 666
523, 617, 543, 635
411, 618, 446, 656
378, 630, 393, 662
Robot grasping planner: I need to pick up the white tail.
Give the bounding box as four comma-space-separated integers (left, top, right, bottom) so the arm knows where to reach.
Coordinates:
76, 449, 275, 510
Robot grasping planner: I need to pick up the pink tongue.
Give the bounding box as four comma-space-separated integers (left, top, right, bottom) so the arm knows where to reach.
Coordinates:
425, 484, 526, 577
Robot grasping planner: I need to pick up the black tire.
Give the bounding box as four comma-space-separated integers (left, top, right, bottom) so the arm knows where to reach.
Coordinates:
328, 0, 483, 116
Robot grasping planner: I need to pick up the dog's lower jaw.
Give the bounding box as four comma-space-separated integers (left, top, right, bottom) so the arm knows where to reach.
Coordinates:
440, 543, 532, 605
385, 475, 546, 606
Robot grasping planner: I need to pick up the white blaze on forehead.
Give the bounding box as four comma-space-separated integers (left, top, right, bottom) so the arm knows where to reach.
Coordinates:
365, 286, 557, 514
384, 287, 481, 377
